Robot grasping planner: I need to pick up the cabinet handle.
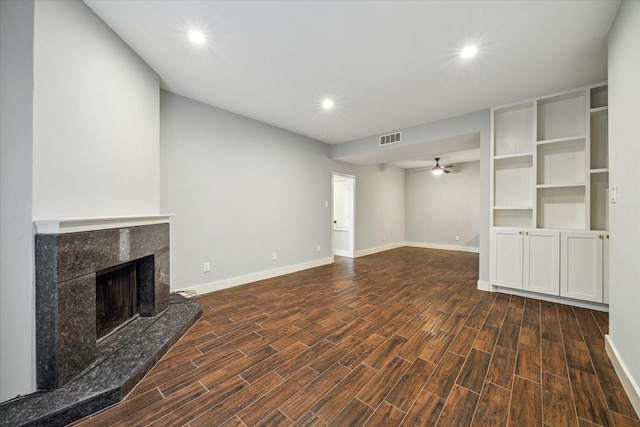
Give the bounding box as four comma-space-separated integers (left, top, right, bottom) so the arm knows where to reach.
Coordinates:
518, 231, 523, 235
597, 234, 603, 239
606, 234, 610, 239
525, 231, 529, 235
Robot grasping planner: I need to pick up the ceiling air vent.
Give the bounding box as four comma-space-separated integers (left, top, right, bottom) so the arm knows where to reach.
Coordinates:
379, 132, 402, 146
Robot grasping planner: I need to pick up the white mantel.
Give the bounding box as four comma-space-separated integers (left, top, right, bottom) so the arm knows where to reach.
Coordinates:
33, 214, 174, 234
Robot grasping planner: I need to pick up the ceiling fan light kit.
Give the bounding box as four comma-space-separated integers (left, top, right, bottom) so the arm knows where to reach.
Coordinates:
432, 158, 452, 175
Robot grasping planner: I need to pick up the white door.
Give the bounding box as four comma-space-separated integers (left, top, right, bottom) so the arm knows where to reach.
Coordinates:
490, 228, 523, 289
561, 231, 604, 302
332, 174, 355, 257
523, 229, 560, 295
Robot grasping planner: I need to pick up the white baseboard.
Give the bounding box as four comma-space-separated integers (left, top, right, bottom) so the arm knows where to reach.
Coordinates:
605, 335, 640, 418
405, 242, 479, 254
490, 285, 609, 312
175, 243, 477, 298
477, 280, 492, 291
355, 242, 405, 258
173, 256, 334, 296
333, 249, 352, 258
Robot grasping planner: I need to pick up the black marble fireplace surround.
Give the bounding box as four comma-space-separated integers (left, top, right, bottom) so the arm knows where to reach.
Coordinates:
35, 223, 171, 389
0, 222, 202, 426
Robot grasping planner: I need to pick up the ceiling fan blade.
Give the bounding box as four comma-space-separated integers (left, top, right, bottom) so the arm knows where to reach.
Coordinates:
443, 169, 451, 173
412, 169, 430, 173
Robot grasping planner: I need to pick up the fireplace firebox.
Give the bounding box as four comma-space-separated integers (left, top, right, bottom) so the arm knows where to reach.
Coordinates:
96, 259, 144, 340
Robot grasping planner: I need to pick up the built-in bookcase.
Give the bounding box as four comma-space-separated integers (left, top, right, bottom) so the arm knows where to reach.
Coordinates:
491, 84, 608, 231
492, 102, 534, 228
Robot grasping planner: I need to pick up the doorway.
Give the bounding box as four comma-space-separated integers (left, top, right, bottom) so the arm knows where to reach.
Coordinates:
332, 173, 355, 258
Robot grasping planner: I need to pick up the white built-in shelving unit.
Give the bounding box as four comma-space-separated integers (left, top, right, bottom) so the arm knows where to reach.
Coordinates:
490, 84, 609, 307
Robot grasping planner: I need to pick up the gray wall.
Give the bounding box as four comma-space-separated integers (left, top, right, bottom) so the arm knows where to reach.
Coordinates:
160, 91, 333, 291
32, 0, 160, 218
405, 161, 480, 249
0, 0, 161, 402
331, 161, 406, 255
331, 110, 491, 281
0, 0, 36, 403
608, 0, 640, 403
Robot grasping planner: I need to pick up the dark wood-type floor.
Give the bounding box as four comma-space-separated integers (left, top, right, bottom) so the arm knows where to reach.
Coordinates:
72, 247, 639, 426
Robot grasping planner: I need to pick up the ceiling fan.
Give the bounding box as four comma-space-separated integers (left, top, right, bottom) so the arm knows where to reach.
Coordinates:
413, 158, 453, 175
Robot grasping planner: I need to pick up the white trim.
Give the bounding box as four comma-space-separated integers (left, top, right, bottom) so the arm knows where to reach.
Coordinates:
355, 242, 405, 258
405, 242, 480, 253
333, 249, 352, 258
33, 214, 174, 234
173, 256, 335, 296
605, 335, 640, 418
477, 280, 493, 291
331, 172, 356, 259
490, 285, 609, 312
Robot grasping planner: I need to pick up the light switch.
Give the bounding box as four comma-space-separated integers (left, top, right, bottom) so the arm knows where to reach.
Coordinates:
610, 186, 617, 204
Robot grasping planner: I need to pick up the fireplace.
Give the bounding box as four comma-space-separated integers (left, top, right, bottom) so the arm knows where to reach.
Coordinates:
35, 222, 171, 389
0, 217, 202, 427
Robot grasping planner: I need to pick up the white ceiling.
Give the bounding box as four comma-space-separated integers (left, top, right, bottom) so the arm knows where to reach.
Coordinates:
84, 0, 619, 148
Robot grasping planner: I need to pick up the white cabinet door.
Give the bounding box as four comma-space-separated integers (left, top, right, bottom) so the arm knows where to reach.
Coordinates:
491, 228, 523, 289
523, 230, 560, 295
561, 231, 604, 302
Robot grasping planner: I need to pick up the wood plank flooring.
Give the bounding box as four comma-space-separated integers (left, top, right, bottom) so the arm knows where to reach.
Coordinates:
71, 247, 639, 426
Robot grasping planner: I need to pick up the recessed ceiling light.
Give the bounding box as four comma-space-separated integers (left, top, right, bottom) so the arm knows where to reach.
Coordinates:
188, 29, 207, 45
460, 45, 478, 59
322, 99, 334, 110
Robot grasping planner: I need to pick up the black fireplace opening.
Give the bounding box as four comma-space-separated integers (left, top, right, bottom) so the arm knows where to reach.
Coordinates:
96, 260, 139, 340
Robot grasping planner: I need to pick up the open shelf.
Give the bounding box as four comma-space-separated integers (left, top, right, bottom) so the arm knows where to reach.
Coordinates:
537, 135, 586, 146
493, 152, 534, 161
537, 139, 585, 186
590, 85, 608, 109
494, 102, 534, 156
536, 183, 585, 189
537, 91, 585, 141
537, 186, 586, 230
590, 172, 609, 231
494, 155, 533, 207
493, 208, 533, 228
590, 109, 608, 170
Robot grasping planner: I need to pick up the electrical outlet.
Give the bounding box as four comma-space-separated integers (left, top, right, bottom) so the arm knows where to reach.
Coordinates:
383, 235, 386, 241
455, 236, 460, 242
203, 262, 210, 273
272, 252, 277, 261
317, 245, 321, 252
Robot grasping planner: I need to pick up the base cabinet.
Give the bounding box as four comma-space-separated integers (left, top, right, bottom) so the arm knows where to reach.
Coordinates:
490, 228, 523, 290
560, 231, 607, 303
490, 228, 559, 295
523, 230, 560, 295
491, 228, 608, 304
